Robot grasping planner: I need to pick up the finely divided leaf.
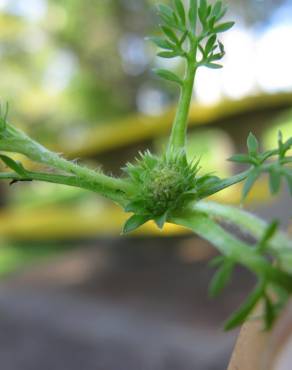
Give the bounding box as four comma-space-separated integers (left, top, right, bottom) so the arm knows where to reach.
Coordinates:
157, 4, 177, 28
205, 62, 222, 69
179, 30, 188, 46
211, 1, 222, 19
205, 35, 217, 55
153, 68, 182, 85
208, 16, 216, 29
209, 53, 224, 61
216, 6, 227, 21
157, 51, 178, 58
218, 40, 225, 55
174, 0, 186, 25
157, 3, 173, 19
161, 26, 179, 45
199, 0, 207, 18
189, 0, 198, 29
147, 36, 175, 50
213, 21, 235, 33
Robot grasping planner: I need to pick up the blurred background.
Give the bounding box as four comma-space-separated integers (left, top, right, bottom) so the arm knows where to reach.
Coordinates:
0, 0, 291, 369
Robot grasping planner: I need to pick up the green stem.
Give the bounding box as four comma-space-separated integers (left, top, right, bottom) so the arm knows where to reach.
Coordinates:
192, 201, 292, 250
171, 211, 292, 291
0, 171, 126, 204
189, 200, 292, 272
167, 38, 197, 152
0, 123, 133, 202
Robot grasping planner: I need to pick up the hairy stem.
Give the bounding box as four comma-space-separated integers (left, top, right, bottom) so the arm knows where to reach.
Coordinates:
192, 201, 292, 249
0, 123, 133, 203
167, 37, 197, 152
171, 211, 292, 291
0, 171, 126, 204
189, 200, 292, 272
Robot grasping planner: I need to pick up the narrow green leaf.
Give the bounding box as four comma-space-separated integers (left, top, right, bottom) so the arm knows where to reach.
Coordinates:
157, 51, 178, 58
199, 0, 207, 17
198, 44, 206, 57
198, 0, 208, 27
217, 6, 227, 21
280, 134, 292, 157
179, 30, 188, 46
154, 212, 168, 229
157, 3, 173, 19
174, 0, 185, 25
208, 16, 216, 29
262, 221, 278, 245
188, 0, 198, 29
205, 62, 223, 69
157, 4, 178, 29
0, 154, 28, 177
213, 21, 235, 33
161, 26, 179, 45
159, 13, 178, 29
247, 132, 259, 155
153, 68, 183, 85
209, 260, 234, 297
269, 168, 281, 194
207, 4, 212, 16
242, 168, 260, 199
257, 221, 278, 253
205, 35, 217, 55
147, 36, 175, 50
198, 8, 206, 25
218, 40, 225, 54
123, 214, 150, 234
211, 1, 222, 18
224, 281, 265, 331
264, 295, 276, 330
209, 53, 224, 61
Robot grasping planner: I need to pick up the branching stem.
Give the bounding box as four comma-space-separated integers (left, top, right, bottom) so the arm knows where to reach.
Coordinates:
187, 200, 292, 273
0, 123, 133, 204
192, 201, 292, 250
171, 211, 292, 291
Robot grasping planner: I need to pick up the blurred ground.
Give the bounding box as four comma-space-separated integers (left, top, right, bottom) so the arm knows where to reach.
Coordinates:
0, 237, 255, 370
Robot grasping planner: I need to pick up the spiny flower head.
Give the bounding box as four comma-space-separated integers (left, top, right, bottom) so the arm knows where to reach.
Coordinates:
122, 149, 202, 232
